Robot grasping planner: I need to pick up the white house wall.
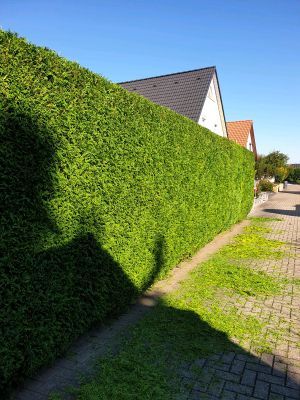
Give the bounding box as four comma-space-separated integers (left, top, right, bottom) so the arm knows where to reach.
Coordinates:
246, 132, 253, 152
198, 75, 227, 137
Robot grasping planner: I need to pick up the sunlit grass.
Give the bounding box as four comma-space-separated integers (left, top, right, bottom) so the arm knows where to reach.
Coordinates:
248, 217, 283, 223
243, 224, 273, 234
219, 233, 285, 260
74, 217, 289, 400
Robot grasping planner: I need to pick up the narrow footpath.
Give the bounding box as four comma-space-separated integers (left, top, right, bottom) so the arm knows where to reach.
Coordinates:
178, 184, 300, 400
14, 185, 300, 400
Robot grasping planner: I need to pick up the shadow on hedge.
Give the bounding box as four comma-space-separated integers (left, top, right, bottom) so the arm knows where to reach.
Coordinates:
0, 109, 166, 394
2, 111, 299, 399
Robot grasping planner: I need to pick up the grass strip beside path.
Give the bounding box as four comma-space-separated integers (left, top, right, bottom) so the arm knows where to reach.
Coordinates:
69, 218, 289, 400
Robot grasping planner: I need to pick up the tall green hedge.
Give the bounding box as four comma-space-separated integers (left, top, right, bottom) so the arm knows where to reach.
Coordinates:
0, 31, 254, 394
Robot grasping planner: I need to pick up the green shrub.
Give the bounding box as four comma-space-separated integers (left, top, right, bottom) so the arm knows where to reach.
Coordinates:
274, 166, 288, 183
288, 168, 300, 183
258, 179, 274, 192
0, 30, 254, 393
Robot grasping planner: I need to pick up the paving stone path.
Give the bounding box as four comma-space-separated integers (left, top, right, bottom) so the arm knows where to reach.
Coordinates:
14, 185, 300, 400
179, 185, 300, 400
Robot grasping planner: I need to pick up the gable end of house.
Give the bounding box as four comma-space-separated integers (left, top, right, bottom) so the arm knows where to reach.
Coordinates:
118, 66, 227, 138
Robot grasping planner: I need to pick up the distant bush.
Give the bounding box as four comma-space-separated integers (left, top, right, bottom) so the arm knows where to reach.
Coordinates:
0, 30, 254, 393
288, 168, 300, 183
274, 166, 288, 183
258, 179, 274, 192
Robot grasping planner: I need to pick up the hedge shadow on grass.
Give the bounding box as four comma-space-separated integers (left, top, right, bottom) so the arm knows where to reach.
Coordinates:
76, 299, 300, 400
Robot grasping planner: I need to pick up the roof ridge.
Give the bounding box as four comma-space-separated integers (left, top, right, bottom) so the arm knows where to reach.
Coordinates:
118, 66, 216, 84
227, 120, 253, 123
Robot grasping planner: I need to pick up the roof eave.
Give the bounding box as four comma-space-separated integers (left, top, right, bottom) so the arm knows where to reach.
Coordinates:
209, 68, 228, 138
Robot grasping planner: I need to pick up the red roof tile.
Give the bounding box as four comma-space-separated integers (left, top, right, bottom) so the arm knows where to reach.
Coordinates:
226, 120, 252, 146
226, 120, 257, 159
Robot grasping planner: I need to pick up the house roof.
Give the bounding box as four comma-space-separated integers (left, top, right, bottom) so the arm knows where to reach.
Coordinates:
226, 120, 257, 158
226, 120, 252, 146
119, 67, 216, 122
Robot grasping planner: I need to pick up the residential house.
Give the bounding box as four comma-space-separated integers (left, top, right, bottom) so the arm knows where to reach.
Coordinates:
289, 164, 300, 169
119, 66, 228, 138
226, 120, 258, 159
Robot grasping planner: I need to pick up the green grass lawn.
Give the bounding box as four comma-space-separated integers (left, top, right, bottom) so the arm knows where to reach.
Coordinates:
58, 217, 290, 400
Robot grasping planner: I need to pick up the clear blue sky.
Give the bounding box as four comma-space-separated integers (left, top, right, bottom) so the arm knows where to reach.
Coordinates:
1, 0, 299, 162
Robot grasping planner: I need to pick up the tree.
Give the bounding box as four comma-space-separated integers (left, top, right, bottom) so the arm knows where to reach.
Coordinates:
255, 151, 289, 180
255, 156, 271, 179
264, 151, 289, 170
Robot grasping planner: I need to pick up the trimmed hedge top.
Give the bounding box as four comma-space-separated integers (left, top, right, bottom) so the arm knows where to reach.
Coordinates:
0, 30, 254, 393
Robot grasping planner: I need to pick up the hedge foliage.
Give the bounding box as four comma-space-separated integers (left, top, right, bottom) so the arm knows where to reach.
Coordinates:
0, 30, 254, 393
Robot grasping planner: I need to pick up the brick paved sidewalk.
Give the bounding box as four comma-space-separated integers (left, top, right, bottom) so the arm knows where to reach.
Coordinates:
14, 185, 300, 400
14, 215, 251, 400
180, 184, 300, 400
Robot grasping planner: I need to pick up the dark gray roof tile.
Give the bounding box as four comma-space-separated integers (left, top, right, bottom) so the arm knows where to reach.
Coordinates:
118, 67, 215, 122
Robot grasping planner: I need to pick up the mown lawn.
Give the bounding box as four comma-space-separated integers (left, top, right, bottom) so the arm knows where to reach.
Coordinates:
56, 217, 290, 400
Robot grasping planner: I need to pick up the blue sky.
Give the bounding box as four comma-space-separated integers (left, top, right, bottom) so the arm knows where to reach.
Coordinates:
1, 0, 299, 162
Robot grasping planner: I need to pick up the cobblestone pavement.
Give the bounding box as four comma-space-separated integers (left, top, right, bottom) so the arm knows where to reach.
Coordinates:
13, 209, 251, 400
179, 185, 300, 399
14, 185, 300, 400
